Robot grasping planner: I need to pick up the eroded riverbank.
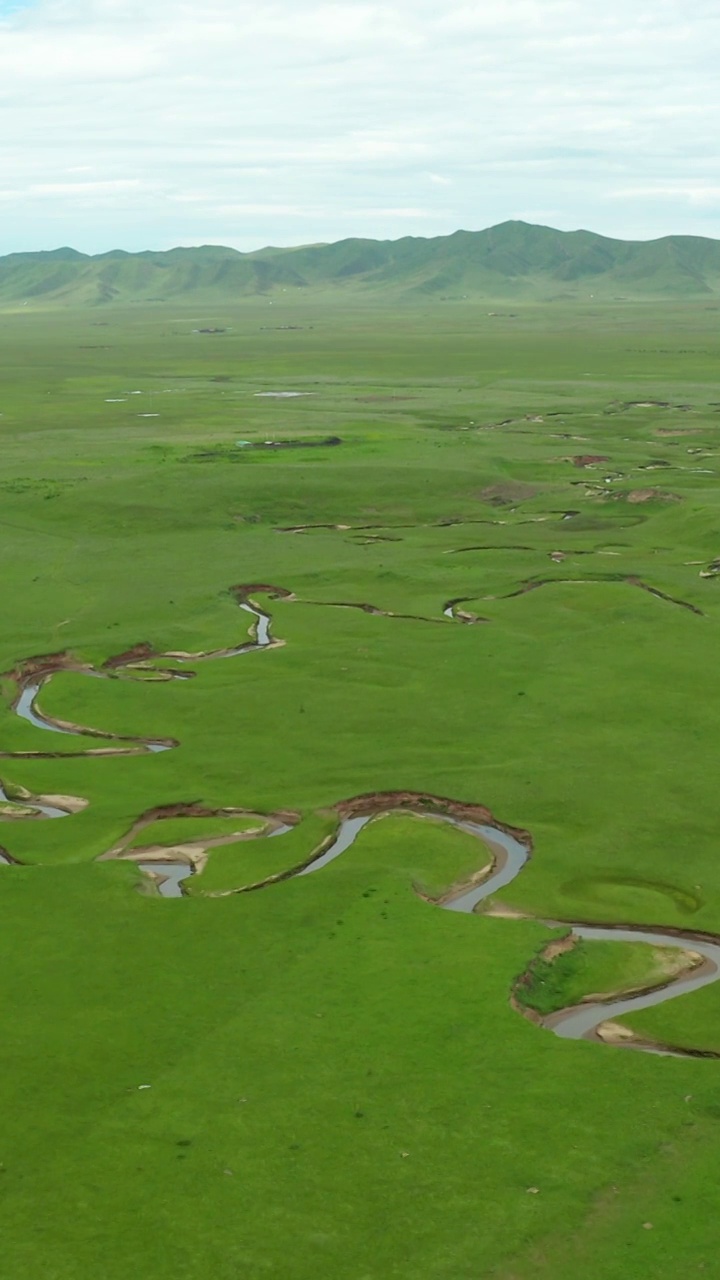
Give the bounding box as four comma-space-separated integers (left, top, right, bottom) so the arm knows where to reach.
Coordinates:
1, 589, 717, 1058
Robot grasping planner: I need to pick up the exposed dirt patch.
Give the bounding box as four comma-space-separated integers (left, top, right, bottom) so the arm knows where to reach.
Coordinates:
483, 903, 531, 920
543, 933, 580, 963
571, 455, 609, 468
132, 800, 284, 825
104, 643, 159, 670
127, 844, 211, 871
476, 483, 539, 506
596, 1020, 640, 1044
562, 486, 680, 505
6, 650, 92, 685
333, 790, 533, 848
41, 793, 88, 813
595, 1018, 720, 1058
624, 488, 681, 504
231, 583, 295, 603
0, 782, 88, 819
98, 801, 300, 866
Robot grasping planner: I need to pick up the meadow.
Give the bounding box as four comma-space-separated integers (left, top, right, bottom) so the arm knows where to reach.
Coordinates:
1, 295, 720, 1277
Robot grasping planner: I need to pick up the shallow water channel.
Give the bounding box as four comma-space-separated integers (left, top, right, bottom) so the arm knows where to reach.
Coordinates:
15, 681, 170, 753
0, 779, 71, 820
136, 811, 720, 1055
4, 593, 719, 1056
11, 602, 274, 753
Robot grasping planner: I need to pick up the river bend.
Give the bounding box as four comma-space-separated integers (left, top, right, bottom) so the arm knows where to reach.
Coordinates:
2, 587, 718, 1058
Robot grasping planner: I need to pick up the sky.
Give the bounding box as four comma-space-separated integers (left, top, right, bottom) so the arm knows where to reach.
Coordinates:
0, 0, 718, 254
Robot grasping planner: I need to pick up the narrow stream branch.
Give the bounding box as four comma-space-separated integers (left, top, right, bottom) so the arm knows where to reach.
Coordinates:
1, 590, 716, 1058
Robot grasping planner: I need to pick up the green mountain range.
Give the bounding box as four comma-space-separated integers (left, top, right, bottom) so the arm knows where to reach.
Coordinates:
4, 221, 720, 305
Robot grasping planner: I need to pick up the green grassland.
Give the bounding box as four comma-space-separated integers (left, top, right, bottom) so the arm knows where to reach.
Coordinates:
123, 814, 271, 850
517, 936, 694, 1018
6, 221, 720, 304
1, 296, 720, 1276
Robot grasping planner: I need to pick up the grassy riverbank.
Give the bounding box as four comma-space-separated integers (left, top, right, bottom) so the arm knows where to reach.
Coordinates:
1, 297, 720, 1276
517, 935, 697, 1017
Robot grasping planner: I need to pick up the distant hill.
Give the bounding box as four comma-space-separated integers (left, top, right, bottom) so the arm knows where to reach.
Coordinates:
4, 222, 720, 305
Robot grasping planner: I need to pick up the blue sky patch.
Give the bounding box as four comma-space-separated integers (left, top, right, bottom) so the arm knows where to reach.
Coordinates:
0, 0, 718, 253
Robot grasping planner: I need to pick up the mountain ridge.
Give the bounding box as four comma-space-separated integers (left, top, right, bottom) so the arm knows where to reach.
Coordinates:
4, 220, 720, 305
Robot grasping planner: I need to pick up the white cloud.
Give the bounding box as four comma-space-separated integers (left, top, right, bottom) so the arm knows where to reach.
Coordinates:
611, 184, 720, 206
31, 179, 143, 195
0, 0, 718, 249
345, 207, 439, 218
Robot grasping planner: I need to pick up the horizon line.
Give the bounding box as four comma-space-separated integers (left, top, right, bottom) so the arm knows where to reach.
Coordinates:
3, 219, 720, 259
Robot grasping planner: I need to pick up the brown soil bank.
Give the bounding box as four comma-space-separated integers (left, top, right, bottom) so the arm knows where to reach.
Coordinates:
5, 650, 92, 685
333, 790, 532, 847
572, 455, 609, 467
623, 488, 681, 504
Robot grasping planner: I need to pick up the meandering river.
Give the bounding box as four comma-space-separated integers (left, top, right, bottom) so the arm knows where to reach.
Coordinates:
2, 587, 718, 1057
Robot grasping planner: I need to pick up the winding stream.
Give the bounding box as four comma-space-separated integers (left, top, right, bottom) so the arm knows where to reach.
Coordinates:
307, 816, 720, 1056
7, 600, 275, 757
15, 682, 171, 754
130, 805, 720, 1057
0, 780, 72, 820
2, 587, 718, 1057
548, 925, 720, 1049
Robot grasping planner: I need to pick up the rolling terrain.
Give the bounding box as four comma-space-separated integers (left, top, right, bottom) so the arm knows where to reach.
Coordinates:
5, 221, 720, 306
0, 295, 720, 1277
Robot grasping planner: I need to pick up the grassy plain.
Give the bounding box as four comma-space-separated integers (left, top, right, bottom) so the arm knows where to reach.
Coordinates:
1, 297, 720, 1276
